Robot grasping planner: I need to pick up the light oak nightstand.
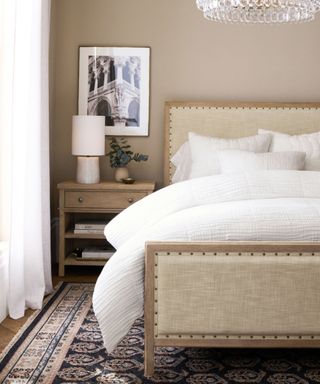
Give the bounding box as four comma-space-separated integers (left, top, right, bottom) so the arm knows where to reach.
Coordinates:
57, 180, 155, 276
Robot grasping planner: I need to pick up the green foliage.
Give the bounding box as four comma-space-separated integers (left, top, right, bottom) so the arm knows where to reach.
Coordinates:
106, 137, 149, 168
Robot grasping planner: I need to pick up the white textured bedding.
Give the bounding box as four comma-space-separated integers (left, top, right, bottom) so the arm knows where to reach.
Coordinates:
92, 171, 320, 352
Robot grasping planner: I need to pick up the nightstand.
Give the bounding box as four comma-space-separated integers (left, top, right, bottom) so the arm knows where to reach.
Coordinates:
57, 180, 155, 276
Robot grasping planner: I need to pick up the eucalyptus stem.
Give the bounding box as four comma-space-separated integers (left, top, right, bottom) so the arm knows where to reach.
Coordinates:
106, 137, 148, 168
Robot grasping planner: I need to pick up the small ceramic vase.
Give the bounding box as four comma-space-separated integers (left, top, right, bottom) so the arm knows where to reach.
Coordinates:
114, 167, 129, 182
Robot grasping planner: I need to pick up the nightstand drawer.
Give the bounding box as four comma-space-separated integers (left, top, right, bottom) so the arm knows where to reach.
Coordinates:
65, 191, 147, 209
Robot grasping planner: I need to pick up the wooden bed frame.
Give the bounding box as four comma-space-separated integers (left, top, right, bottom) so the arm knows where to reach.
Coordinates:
144, 101, 320, 376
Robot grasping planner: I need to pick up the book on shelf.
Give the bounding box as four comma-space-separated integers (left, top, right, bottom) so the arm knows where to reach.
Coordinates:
77, 246, 114, 261
74, 228, 104, 235
74, 220, 107, 230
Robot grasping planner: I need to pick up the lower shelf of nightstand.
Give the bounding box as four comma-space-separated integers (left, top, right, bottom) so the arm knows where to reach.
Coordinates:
65, 254, 107, 267
65, 231, 106, 239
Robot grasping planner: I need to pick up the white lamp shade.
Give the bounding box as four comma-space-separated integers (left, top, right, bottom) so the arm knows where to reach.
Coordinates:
72, 115, 105, 156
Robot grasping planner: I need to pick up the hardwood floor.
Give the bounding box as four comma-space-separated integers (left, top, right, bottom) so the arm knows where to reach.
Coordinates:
0, 309, 36, 354
0, 266, 101, 355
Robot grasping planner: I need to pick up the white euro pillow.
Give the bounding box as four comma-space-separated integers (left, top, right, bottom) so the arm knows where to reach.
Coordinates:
217, 150, 306, 174
171, 141, 191, 183
259, 129, 320, 171
188, 132, 272, 179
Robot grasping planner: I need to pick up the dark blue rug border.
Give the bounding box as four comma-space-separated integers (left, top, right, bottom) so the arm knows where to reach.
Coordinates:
0, 282, 70, 369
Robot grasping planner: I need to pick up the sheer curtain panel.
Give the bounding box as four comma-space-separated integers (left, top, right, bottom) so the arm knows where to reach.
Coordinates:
0, 0, 53, 319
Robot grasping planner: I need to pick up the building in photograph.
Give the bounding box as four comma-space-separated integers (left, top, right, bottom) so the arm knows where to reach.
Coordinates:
87, 55, 141, 127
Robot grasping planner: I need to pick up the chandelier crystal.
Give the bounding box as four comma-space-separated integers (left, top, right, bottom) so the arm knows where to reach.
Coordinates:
196, 0, 319, 23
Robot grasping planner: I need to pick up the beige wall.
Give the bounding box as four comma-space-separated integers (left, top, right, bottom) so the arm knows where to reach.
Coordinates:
50, 0, 320, 213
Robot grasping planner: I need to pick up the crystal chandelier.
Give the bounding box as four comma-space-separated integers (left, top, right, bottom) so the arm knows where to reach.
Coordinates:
196, 0, 319, 23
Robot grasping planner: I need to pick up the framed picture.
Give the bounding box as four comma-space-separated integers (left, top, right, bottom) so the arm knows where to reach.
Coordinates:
78, 47, 150, 136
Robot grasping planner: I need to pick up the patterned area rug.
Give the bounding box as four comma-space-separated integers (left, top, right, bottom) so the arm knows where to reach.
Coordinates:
2, 283, 320, 383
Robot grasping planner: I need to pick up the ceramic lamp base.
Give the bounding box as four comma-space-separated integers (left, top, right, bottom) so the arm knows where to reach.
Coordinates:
76, 156, 100, 184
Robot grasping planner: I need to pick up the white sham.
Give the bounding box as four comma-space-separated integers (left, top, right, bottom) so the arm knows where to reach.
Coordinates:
217, 150, 306, 174
259, 129, 320, 171
188, 132, 272, 179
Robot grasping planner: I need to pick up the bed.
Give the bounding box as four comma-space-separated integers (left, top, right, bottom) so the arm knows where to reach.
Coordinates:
92, 101, 320, 378
144, 101, 320, 376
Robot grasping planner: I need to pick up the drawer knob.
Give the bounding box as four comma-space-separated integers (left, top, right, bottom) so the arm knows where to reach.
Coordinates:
128, 198, 134, 204
78, 197, 84, 203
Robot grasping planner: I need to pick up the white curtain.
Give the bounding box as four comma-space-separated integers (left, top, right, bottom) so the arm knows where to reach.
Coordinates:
0, 0, 53, 319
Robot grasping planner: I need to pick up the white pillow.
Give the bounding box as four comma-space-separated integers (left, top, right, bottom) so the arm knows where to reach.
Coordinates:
188, 132, 272, 179
171, 141, 191, 183
259, 129, 320, 171
217, 150, 306, 174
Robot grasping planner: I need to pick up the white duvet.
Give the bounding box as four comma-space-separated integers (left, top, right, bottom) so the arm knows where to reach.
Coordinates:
92, 171, 320, 352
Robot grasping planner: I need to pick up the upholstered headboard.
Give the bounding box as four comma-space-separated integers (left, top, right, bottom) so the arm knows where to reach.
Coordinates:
164, 101, 320, 185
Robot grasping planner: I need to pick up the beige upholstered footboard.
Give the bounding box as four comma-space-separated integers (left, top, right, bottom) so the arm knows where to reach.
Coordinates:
144, 242, 320, 376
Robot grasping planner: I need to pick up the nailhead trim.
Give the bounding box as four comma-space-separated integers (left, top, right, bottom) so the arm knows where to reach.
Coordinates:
155, 334, 320, 340
154, 256, 159, 338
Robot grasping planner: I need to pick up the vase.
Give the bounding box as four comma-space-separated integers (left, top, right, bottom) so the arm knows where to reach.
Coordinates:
114, 167, 129, 182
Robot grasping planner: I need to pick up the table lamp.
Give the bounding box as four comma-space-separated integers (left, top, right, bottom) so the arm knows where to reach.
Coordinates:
72, 115, 105, 184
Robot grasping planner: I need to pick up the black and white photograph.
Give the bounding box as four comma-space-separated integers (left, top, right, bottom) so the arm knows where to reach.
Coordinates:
78, 47, 150, 136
